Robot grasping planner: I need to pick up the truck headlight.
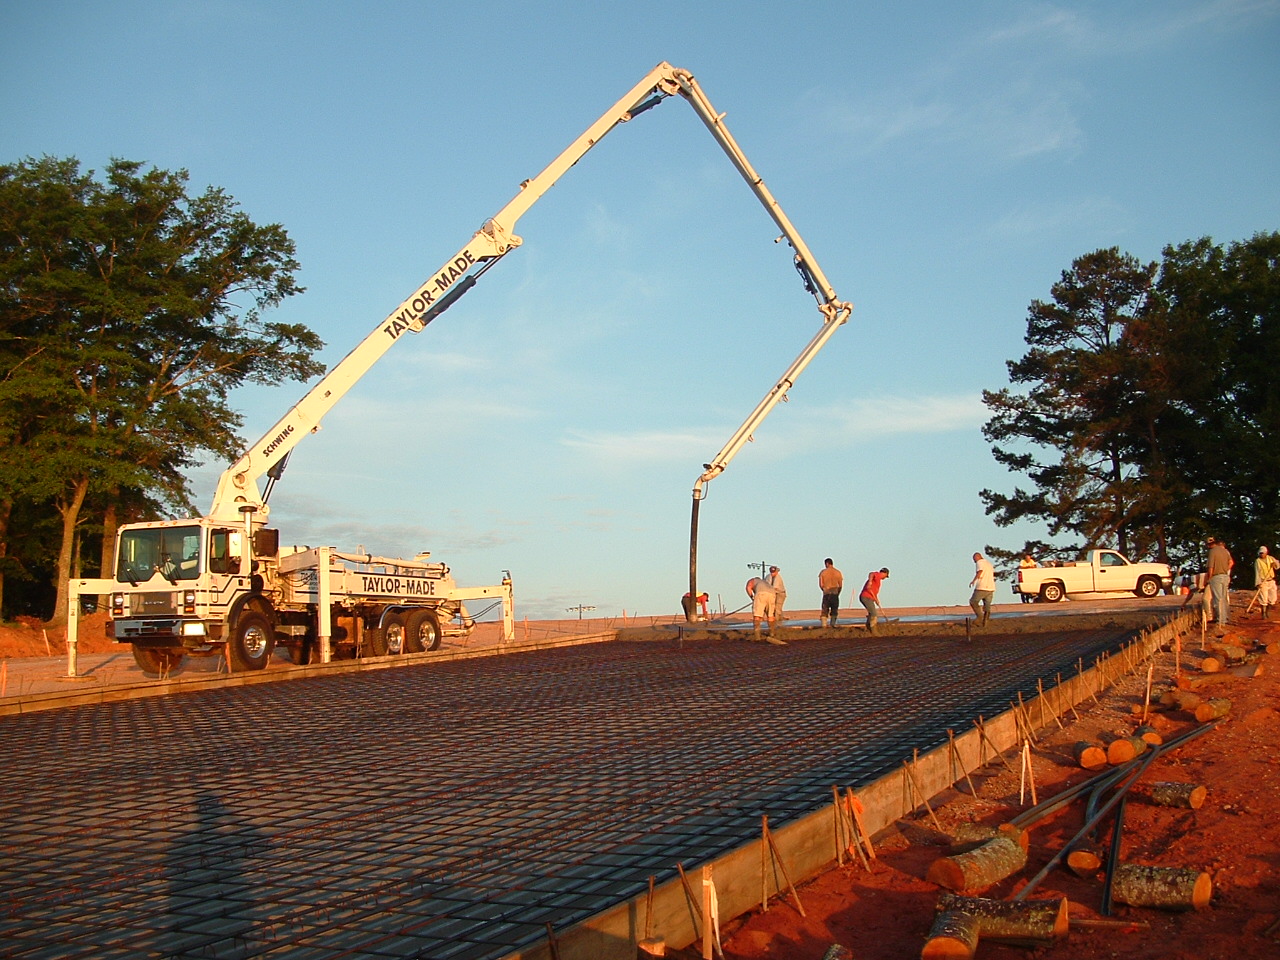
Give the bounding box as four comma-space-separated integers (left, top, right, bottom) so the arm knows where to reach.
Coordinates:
183, 590, 196, 614
111, 593, 125, 616
181, 622, 207, 637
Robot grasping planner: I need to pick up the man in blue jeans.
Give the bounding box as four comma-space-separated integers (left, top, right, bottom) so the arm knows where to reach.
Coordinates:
1206, 537, 1234, 636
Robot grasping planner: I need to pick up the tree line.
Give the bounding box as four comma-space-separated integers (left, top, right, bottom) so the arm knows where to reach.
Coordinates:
0, 157, 324, 621
981, 231, 1280, 581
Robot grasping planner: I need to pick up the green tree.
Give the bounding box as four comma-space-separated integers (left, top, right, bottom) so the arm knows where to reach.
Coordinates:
0, 156, 324, 621
979, 248, 1163, 563
981, 233, 1280, 578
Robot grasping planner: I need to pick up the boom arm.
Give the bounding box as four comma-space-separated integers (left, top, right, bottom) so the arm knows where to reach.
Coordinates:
209, 62, 850, 523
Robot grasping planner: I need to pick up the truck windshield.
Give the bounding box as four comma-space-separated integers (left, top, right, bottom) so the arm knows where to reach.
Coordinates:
116, 526, 202, 583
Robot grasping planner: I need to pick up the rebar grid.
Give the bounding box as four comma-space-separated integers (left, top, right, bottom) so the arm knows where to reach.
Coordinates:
0, 627, 1130, 958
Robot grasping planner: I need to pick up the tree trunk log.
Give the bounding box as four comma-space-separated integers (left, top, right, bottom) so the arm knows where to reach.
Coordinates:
1161, 689, 1201, 711
921, 910, 980, 959
1133, 725, 1163, 746
1073, 741, 1107, 770
1207, 643, 1247, 662
1131, 781, 1207, 809
935, 893, 1069, 944
1112, 863, 1212, 910
949, 822, 1027, 854
1067, 845, 1104, 877
1200, 656, 1222, 674
1194, 698, 1231, 722
1105, 735, 1147, 766
927, 836, 1027, 892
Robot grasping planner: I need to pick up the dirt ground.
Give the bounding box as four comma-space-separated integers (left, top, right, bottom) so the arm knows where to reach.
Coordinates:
718, 610, 1280, 960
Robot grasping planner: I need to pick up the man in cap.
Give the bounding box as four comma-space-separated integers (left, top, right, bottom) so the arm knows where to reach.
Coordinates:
1255, 546, 1278, 619
745, 576, 784, 644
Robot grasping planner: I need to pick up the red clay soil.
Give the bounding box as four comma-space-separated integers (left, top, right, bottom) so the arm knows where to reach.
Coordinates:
719, 615, 1280, 960
0, 612, 116, 658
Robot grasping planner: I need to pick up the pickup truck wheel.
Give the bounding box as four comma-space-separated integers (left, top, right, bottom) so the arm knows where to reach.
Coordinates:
404, 609, 441, 653
1135, 576, 1161, 598
228, 611, 274, 671
1040, 581, 1065, 603
131, 645, 186, 677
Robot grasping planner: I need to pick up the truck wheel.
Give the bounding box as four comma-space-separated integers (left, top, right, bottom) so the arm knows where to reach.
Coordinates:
1135, 576, 1161, 598
1040, 581, 1065, 603
404, 609, 441, 653
228, 610, 275, 671
131, 645, 186, 677
366, 614, 405, 657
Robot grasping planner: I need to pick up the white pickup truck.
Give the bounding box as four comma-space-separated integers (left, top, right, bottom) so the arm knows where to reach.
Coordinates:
1015, 549, 1173, 603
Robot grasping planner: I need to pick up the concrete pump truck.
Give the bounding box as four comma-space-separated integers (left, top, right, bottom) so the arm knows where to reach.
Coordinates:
67, 62, 852, 673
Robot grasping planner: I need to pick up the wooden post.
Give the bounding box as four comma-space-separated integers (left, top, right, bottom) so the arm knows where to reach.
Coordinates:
702, 865, 714, 959
763, 815, 806, 916
846, 788, 875, 862
948, 728, 977, 795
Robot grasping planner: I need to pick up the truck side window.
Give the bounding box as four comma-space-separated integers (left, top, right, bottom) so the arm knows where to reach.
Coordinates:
209, 530, 241, 574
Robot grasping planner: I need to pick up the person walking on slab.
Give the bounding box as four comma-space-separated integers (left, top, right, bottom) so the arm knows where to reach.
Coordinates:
859, 567, 890, 635
969, 552, 995, 627
819, 558, 843, 627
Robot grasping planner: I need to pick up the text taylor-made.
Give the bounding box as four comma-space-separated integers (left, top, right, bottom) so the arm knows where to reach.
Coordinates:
381, 250, 477, 341
359, 575, 437, 598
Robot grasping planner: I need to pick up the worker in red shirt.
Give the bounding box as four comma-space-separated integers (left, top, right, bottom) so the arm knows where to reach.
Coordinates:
859, 567, 890, 635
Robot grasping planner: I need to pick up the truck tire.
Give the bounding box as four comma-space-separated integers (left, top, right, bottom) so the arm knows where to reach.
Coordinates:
404, 609, 442, 653
366, 614, 405, 657
131, 645, 186, 677
1039, 581, 1065, 603
1135, 576, 1161, 598
228, 610, 275, 671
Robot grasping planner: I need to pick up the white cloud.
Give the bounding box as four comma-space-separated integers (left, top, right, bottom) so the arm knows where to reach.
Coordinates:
559, 394, 987, 467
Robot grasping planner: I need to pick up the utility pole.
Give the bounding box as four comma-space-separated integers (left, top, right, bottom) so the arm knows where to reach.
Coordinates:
566, 604, 596, 620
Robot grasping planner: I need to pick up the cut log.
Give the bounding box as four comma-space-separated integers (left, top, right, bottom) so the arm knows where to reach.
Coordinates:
1131, 780, 1207, 810
1207, 642, 1247, 662
1066, 845, 1104, 878
921, 910, 979, 959
927, 836, 1028, 892
1112, 863, 1212, 910
949, 822, 1028, 854
1194, 698, 1231, 722
935, 893, 1069, 944
1160, 688, 1201, 711
1105, 735, 1147, 766
1072, 741, 1107, 770
1264, 641, 1279, 655
1133, 725, 1163, 746
1200, 656, 1222, 674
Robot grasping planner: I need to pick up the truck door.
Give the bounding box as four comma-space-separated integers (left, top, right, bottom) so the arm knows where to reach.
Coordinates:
207, 528, 245, 618
1096, 551, 1125, 590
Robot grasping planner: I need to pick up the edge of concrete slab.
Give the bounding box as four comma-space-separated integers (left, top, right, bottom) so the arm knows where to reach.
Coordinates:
499, 609, 1195, 960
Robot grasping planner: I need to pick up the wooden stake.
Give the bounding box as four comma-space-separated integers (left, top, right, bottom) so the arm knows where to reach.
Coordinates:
948, 729, 977, 795
676, 863, 703, 944
846, 788, 875, 862
1141, 663, 1154, 724
904, 758, 944, 831
702, 864, 714, 959
645, 875, 655, 940
1023, 741, 1037, 805
975, 717, 1016, 773
545, 922, 561, 960
762, 815, 806, 916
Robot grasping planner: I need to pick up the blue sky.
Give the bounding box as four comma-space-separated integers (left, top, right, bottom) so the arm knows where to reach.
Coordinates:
4, 1, 1278, 618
